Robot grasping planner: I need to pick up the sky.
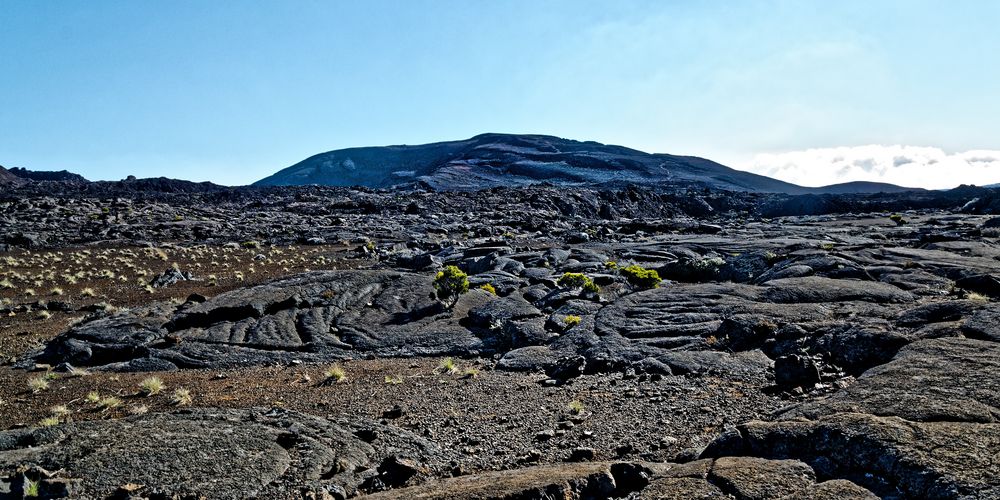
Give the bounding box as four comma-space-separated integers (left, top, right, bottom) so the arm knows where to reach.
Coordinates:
2, 0, 999, 188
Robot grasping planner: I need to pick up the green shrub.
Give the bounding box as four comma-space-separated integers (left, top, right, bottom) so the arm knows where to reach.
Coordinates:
434, 266, 469, 303
479, 283, 497, 295
889, 213, 907, 225
558, 273, 589, 288
558, 273, 600, 293
620, 265, 662, 289
564, 315, 582, 329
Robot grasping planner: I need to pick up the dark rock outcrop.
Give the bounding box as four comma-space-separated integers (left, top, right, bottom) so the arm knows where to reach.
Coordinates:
0, 408, 458, 499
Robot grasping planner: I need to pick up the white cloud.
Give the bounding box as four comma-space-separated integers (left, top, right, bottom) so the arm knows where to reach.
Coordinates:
742, 145, 1000, 189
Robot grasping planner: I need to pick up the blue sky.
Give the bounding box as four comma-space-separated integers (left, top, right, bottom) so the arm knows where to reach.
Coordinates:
2, 0, 999, 187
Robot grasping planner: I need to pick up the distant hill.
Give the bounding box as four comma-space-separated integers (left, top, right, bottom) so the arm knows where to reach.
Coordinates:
254, 133, 921, 194
8, 167, 88, 183
806, 181, 921, 194
0, 167, 228, 196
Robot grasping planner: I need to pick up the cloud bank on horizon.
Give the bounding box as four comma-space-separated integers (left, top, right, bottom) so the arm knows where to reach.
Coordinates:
743, 145, 1000, 190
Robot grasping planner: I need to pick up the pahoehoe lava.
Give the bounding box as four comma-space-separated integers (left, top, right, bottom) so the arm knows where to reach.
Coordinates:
1, 148, 1000, 498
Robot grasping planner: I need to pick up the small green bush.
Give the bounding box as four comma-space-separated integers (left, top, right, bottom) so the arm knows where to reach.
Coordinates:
889, 213, 907, 225
620, 265, 662, 289
434, 266, 469, 303
479, 283, 497, 295
558, 273, 589, 288
558, 273, 600, 293
564, 315, 582, 329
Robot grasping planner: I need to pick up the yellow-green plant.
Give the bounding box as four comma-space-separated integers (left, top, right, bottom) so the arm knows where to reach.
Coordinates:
139, 377, 164, 396
564, 315, 582, 329
324, 364, 347, 383
438, 357, 459, 374
567, 400, 585, 414
620, 265, 662, 289
433, 266, 469, 304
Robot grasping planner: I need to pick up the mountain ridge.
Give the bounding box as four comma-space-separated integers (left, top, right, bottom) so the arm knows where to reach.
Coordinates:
254, 133, 922, 194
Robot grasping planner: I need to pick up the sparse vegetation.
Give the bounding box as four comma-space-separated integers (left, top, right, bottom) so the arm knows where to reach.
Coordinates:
85, 391, 101, 404
129, 405, 149, 416
38, 416, 61, 427
567, 400, 585, 414
384, 374, 404, 384
98, 396, 122, 410
324, 364, 347, 383
28, 376, 49, 393
557, 272, 590, 289
23, 476, 39, 497
889, 213, 907, 225
438, 357, 459, 374
478, 283, 497, 295
171, 388, 192, 406
433, 266, 469, 304
763, 251, 780, 264
50, 405, 70, 418
558, 272, 601, 294
139, 376, 165, 396
563, 315, 582, 329
620, 265, 662, 289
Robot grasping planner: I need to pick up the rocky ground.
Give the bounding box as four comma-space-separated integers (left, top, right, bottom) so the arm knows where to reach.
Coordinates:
1, 184, 999, 499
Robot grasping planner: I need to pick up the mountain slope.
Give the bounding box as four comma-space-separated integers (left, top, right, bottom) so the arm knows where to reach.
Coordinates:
0, 166, 25, 186
256, 133, 827, 193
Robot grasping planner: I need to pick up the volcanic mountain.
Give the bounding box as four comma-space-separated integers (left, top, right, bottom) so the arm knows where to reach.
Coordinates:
254, 133, 919, 194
